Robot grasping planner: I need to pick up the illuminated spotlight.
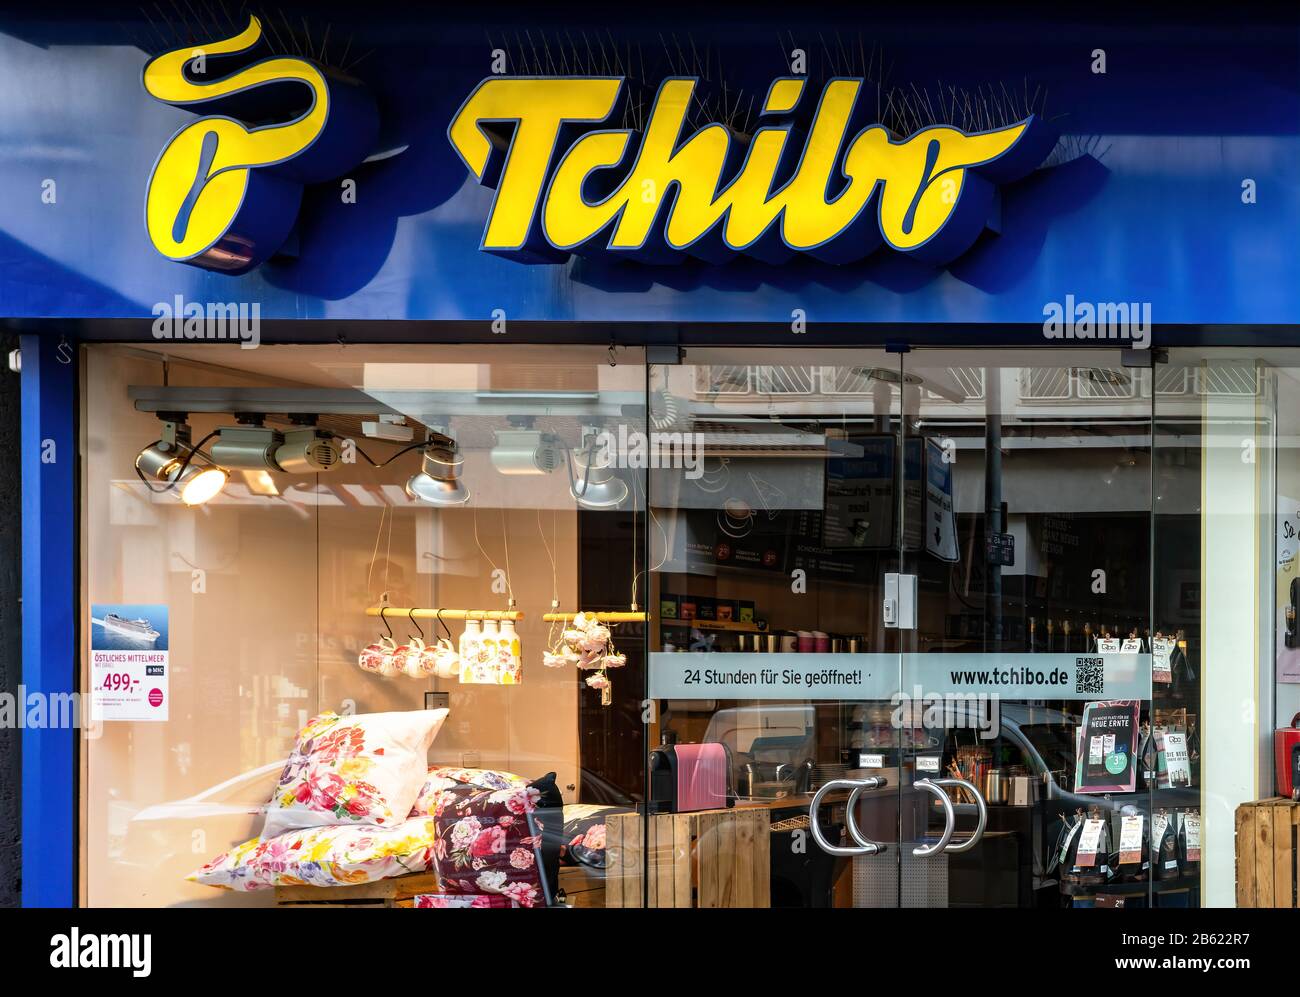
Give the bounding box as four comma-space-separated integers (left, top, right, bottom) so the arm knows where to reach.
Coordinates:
134, 419, 228, 506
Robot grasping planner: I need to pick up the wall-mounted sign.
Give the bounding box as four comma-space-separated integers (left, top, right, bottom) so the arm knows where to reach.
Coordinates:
449, 76, 1055, 265
143, 17, 377, 274
90, 603, 170, 722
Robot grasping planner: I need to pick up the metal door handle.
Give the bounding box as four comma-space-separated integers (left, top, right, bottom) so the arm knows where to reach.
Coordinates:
842, 777, 889, 854
930, 778, 987, 854
808, 777, 888, 856
911, 778, 956, 857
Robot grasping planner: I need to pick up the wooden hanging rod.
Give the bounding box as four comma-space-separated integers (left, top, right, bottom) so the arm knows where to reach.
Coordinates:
366, 607, 524, 621
543, 612, 647, 623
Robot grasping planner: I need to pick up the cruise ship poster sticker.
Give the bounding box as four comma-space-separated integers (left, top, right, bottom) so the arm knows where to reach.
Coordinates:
90, 604, 169, 722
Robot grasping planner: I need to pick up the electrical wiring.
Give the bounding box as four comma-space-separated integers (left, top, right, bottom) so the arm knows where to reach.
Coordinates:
348, 438, 433, 468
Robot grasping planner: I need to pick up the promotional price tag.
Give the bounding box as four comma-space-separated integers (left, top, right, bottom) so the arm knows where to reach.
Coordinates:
1119, 814, 1144, 864
1152, 637, 1174, 683
1184, 811, 1201, 862
1153, 811, 1169, 841
1060, 820, 1082, 864
1077, 818, 1105, 867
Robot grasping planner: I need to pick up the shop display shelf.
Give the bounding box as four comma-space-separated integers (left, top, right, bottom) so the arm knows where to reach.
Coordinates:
1059, 873, 1199, 898
658, 618, 763, 632
274, 871, 443, 908
272, 866, 603, 909
1070, 786, 1202, 809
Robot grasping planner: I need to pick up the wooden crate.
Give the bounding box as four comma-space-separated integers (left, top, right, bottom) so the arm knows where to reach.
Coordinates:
1235, 798, 1299, 908
605, 808, 770, 908
274, 866, 601, 909
556, 864, 605, 908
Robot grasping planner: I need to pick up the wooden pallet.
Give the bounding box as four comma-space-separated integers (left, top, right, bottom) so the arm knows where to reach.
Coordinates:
1235, 797, 1299, 908
273, 865, 602, 908
275, 872, 442, 908
605, 808, 770, 908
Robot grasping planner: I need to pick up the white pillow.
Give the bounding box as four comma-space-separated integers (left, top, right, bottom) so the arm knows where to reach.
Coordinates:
260, 709, 448, 840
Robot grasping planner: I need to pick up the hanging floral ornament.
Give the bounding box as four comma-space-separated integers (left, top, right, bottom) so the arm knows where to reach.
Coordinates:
544, 611, 625, 706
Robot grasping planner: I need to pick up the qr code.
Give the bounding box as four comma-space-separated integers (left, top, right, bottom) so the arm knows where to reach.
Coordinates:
1076, 660, 1105, 694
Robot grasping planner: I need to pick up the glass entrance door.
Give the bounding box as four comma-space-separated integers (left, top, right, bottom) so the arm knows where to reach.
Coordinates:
646, 348, 905, 907
644, 346, 1170, 908
898, 349, 1157, 908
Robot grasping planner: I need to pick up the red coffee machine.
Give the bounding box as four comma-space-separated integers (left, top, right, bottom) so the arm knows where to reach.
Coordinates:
1277, 713, 1300, 800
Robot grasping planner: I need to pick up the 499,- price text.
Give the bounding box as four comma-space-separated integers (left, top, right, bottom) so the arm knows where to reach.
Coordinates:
98, 673, 140, 692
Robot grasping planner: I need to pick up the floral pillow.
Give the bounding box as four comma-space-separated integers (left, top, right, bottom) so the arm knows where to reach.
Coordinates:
559, 804, 633, 870
409, 766, 530, 818
431, 780, 550, 907
189, 815, 444, 891
261, 709, 448, 840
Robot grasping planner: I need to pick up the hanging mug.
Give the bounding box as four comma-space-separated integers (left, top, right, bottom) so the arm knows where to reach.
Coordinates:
377, 640, 404, 677
402, 638, 428, 678
359, 636, 396, 673
427, 638, 460, 679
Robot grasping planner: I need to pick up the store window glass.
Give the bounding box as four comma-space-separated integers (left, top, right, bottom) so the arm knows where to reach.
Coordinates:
1158, 350, 1297, 908
81, 343, 646, 907
77, 341, 1292, 909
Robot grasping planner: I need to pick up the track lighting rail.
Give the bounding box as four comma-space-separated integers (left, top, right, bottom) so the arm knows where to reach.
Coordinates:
130, 386, 403, 416
130, 385, 640, 418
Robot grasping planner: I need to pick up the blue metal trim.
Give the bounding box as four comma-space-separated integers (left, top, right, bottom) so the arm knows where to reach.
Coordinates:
20, 333, 77, 907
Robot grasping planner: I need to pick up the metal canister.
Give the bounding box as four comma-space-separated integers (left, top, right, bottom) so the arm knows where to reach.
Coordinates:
984, 770, 1006, 805
1008, 774, 1032, 806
